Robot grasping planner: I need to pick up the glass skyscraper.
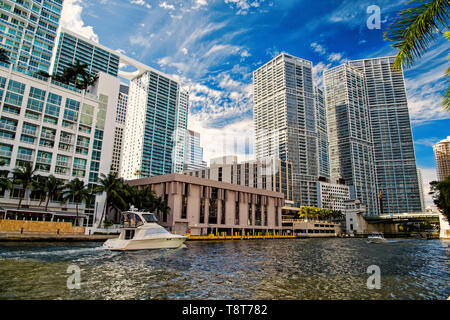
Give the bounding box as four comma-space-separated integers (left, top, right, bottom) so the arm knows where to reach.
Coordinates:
349, 57, 422, 214
120, 70, 189, 179
51, 27, 120, 79
324, 64, 379, 216
0, 0, 63, 73
253, 53, 319, 207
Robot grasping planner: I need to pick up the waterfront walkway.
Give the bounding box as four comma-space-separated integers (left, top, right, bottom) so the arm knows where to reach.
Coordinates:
0, 232, 117, 241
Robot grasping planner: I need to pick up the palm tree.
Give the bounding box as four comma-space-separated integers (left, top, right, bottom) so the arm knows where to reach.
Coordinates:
78, 73, 98, 90
43, 175, 65, 211
30, 175, 47, 207
0, 48, 10, 64
95, 173, 127, 228
155, 196, 170, 222
12, 163, 36, 209
62, 178, 91, 226
384, 0, 450, 110
0, 159, 11, 193
62, 60, 90, 87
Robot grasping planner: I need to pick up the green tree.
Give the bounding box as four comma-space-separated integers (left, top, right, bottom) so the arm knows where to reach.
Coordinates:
43, 175, 65, 211
63, 178, 91, 226
298, 206, 321, 220
430, 177, 450, 221
384, 0, 450, 110
12, 163, 36, 209
30, 175, 47, 207
0, 159, 11, 193
95, 173, 127, 227
0, 48, 10, 64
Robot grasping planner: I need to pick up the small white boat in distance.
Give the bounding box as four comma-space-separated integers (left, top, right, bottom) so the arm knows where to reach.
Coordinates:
103, 209, 187, 251
368, 232, 386, 243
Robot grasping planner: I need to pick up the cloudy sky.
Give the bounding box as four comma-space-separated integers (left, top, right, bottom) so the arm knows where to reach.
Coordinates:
61, 0, 449, 205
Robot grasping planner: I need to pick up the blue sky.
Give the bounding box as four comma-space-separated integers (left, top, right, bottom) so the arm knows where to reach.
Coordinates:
61, 0, 449, 203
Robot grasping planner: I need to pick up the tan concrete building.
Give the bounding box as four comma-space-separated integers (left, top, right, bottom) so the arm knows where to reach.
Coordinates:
434, 136, 450, 181
127, 174, 284, 236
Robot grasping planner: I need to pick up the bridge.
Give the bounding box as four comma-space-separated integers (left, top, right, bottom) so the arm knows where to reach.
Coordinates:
364, 212, 440, 224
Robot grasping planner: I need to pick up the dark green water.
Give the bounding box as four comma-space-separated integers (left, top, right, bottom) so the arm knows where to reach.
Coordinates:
0, 238, 448, 300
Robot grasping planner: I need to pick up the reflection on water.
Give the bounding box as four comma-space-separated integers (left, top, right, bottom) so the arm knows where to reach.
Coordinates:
0, 239, 448, 300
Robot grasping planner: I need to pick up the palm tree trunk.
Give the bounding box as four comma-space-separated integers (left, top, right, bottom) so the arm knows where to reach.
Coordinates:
17, 189, 25, 209
76, 202, 79, 226
45, 196, 50, 212
98, 199, 107, 228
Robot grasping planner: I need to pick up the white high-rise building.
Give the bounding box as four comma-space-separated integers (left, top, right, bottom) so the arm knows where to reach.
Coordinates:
111, 83, 128, 175
120, 68, 188, 179
417, 168, 426, 212
0, 0, 63, 73
434, 136, 450, 182
253, 53, 319, 207
324, 64, 379, 216
0, 63, 121, 227
348, 57, 422, 214
172, 90, 189, 173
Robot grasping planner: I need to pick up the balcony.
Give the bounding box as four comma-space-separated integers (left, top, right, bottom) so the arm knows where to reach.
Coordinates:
56, 160, 70, 167
21, 128, 37, 136
59, 136, 74, 144
76, 141, 90, 148
73, 163, 86, 170
40, 132, 56, 140
36, 157, 52, 165
0, 150, 12, 158
0, 123, 17, 132
16, 153, 33, 161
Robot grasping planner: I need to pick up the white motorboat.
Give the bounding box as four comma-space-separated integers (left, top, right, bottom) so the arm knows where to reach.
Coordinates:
368, 232, 386, 243
103, 209, 187, 251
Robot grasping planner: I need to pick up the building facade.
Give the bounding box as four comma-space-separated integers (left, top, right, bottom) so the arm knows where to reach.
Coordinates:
348, 57, 422, 214
317, 181, 350, 212
324, 64, 379, 216
434, 136, 450, 181
0, 0, 63, 73
417, 168, 426, 212
315, 86, 329, 180
0, 63, 121, 227
253, 53, 319, 207
172, 90, 189, 173
120, 70, 188, 179
126, 173, 284, 236
183, 155, 295, 205
51, 27, 120, 80
184, 129, 206, 171
110, 83, 128, 174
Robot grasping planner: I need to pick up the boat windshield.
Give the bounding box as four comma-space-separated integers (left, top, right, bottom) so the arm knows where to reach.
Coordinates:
142, 213, 158, 223
121, 213, 144, 228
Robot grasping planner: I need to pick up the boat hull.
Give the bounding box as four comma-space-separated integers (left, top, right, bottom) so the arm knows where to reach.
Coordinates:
103, 236, 187, 251
368, 237, 385, 243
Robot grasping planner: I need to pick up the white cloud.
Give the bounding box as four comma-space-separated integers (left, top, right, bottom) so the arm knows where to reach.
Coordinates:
159, 1, 175, 10
60, 0, 99, 42
131, 0, 151, 9
181, 47, 188, 55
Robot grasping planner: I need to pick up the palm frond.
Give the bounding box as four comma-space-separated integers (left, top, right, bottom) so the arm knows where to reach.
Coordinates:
384, 0, 450, 70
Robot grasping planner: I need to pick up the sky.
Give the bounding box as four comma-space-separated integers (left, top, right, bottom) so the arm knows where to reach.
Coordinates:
60, 0, 449, 205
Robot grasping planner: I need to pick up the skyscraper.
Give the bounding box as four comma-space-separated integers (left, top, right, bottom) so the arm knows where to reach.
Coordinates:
0, 0, 63, 73
417, 168, 426, 211
253, 53, 319, 207
110, 84, 128, 174
185, 130, 207, 171
324, 64, 379, 216
172, 90, 189, 173
51, 27, 120, 80
349, 57, 422, 214
315, 86, 329, 180
434, 136, 450, 181
120, 70, 188, 179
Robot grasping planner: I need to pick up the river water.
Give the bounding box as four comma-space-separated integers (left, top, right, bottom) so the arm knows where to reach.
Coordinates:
0, 238, 448, 300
